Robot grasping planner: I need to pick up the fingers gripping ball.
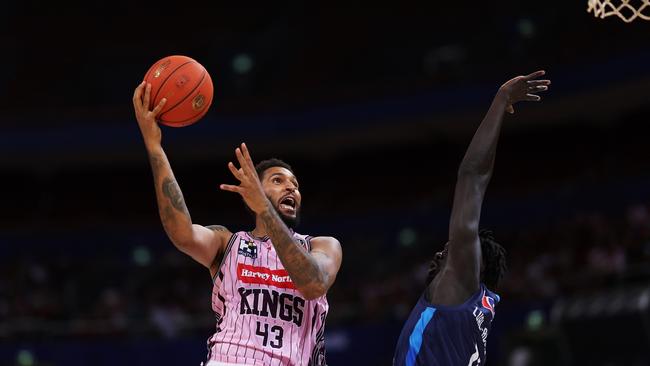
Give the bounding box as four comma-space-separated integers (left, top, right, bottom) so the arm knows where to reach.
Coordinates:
143, 55, 213, 127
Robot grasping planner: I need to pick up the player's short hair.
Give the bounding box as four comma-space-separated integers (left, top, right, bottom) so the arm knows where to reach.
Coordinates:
255, 158, 294, 181
478, 229, 507, 290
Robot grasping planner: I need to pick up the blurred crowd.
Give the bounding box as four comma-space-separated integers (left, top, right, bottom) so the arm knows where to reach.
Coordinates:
332, 201, 650, 324
2, 197, 649, 340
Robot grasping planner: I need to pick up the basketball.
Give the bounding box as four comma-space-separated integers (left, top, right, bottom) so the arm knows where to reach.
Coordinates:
142, 55, 213, 127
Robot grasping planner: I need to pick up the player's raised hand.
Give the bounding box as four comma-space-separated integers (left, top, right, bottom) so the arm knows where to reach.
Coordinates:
133, 81, 167, 147
498, 70, 551, 114
220, 143, 271, 214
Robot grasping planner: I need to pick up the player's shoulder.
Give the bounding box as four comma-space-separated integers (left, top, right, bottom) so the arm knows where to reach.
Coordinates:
205, 224, 232, 234
205, 225, 236, 244
308, 236, 342, 258
309, 236, 341, 246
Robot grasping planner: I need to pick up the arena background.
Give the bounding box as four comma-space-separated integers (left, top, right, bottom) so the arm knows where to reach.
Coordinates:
1, 2, 649, 365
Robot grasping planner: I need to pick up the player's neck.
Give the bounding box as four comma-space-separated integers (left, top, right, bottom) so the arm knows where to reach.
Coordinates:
251, 215, 271, 238
251, 216, 294, 239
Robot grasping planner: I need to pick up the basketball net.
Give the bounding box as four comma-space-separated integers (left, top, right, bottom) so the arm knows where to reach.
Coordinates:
588, 0, 650, 22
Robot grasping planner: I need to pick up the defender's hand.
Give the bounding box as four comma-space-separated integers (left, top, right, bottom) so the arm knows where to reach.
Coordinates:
220, 143, 271, 214
498, 70, 551, 114
133, 81, 167, 148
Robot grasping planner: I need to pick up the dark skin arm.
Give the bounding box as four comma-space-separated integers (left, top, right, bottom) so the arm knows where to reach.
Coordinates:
427, 71, 550, 305
133, 82, 231, 275
258, 209, 342, 300
220, 143, 342, 300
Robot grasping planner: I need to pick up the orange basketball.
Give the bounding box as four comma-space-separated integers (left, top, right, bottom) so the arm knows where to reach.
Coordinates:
143, 55, 213, 127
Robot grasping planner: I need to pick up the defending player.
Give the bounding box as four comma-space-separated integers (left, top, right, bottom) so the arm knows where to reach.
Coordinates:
133, 82, 342, 366
393, 71, 551, 365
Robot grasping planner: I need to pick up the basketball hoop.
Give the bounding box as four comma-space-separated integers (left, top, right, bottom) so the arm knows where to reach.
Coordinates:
588, 0, 650, 22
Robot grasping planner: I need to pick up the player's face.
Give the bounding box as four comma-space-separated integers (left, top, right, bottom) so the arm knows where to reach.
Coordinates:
260, 167, 302, 228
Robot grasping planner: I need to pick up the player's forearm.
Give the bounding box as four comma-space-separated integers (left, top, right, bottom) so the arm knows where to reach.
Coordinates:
146, 144, 195, 247
259, 206, 326, 300
457, 91, 509, 179
448, 92, 507, 241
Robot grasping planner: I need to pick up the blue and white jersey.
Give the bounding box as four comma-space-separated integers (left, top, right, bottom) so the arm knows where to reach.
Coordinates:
393, 284, 500, 366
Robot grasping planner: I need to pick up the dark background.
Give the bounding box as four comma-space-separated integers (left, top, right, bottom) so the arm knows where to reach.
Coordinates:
1, 2, 650, 365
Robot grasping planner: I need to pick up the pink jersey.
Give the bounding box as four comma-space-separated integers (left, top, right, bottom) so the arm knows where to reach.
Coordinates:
206, 231, 329, 366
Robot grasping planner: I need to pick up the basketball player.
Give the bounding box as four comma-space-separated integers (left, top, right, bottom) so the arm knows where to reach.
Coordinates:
393, 71, 551, 365
132, 81, 342, 366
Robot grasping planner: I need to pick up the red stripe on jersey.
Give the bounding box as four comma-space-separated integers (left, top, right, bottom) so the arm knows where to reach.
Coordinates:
237, 263, 297, 289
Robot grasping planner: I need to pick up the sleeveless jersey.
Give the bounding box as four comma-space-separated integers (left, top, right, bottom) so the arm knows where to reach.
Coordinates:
206, 231, 329, 366
393, 284, 500, 366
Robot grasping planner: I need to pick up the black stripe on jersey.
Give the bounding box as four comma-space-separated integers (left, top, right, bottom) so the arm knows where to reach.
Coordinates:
239, 252, 255, 360
217, 293, 226, 331
298, 303, 310, 366
311, 305, 318, 329
212, 233, 237, 283
212, 235, 235, 335
225, 233, 240, 356
305, 235, 313, 251
288, 318, 293, 362
308, 311, 328, 366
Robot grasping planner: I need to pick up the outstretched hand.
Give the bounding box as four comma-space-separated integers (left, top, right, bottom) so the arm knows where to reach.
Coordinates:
220, 143, 271, 214
133, 81, 167, 147
499, 70, 551, 114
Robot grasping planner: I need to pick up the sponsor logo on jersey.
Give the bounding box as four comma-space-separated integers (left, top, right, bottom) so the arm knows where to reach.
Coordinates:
238, 238, 258, 259
237, 263, 296, 289
481, 294, 496, 317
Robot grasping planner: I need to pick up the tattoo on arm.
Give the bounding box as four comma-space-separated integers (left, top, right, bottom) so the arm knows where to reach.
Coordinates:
149, 152, 164, 180
259, 209, 323, 292
206, 225, 228, 232
147, 150, 191, 228
162, 177, 190, 216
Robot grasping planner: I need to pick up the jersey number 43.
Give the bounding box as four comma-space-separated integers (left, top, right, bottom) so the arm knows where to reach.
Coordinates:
256, 321, 283, 349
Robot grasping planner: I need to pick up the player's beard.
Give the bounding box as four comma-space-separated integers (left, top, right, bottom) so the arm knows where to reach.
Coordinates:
273, 202, 301, 229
